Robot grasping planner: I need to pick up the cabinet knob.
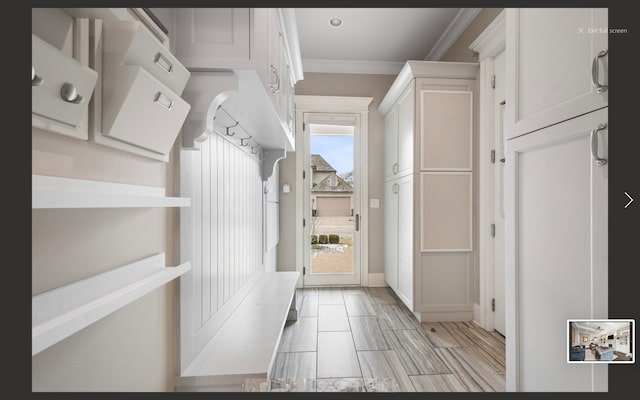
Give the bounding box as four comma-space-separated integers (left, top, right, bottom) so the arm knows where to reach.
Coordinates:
60, 83, 83, 104
591, 49, 608, 93
32, 66, 44, 87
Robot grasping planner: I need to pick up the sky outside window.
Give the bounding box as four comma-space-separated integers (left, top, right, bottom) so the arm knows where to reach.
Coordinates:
310, 135, 353, 175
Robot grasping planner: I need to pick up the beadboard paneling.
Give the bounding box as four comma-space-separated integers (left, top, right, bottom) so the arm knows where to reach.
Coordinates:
180, 134, 264, 371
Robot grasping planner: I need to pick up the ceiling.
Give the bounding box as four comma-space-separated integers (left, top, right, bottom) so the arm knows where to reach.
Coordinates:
572, 321, 631, 335
294, 8, 480, 74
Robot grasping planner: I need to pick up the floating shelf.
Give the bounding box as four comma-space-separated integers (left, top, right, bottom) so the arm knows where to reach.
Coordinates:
32, 175, 191, 209
32, 253, 191, 356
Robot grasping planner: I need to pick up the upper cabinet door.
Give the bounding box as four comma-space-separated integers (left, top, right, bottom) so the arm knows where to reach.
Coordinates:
505, 8, 608, 139
173, 8, 251, 70
396, 84, 415, 177
383, 104, 399, 181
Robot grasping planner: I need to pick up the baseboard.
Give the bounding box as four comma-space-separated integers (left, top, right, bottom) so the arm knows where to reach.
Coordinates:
416, 311, 473, 322
473, 302, 482, 326
367, 273, 387, 287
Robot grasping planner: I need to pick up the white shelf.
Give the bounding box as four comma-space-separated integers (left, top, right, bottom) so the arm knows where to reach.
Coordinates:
32, 175, 191, 209
32, 253, 191, 356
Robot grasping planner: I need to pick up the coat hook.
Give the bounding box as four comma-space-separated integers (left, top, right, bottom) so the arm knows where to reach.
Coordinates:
240, 135, 252, 146
225, 121, 239, 136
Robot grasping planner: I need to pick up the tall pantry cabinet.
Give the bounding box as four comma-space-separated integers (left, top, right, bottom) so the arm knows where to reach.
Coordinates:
504, 8, 608, 392
379, 61, 478, 321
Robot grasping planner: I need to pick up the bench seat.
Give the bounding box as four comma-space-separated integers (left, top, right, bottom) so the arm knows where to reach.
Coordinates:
176, 271, 299, 391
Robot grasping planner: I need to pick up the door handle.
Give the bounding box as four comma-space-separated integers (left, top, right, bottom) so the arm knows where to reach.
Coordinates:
591, 49, 608, 93
590, 122, 608, 166
355, 213, 360, 232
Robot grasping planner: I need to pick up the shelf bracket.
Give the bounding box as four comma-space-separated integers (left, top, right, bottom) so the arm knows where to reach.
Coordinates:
262, 148, 287, 181
181, 71, 238, 150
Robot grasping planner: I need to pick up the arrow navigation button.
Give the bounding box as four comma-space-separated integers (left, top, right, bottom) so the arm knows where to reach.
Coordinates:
624, 192, 634, 209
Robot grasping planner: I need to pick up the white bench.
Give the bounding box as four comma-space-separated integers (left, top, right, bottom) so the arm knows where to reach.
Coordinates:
175, 271, 299, 392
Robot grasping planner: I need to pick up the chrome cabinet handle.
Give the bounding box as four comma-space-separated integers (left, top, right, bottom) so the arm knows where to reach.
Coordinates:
32, 66, 44, 86
60, 83, 83, 104
590, 122, 607, 166
392, 163, 399, 174
392, 183, 399, 194
154, 52, 173, 74
591, 49, 608, 93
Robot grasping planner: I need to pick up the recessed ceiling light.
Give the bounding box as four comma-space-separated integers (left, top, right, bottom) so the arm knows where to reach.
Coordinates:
329, 17, 343, 28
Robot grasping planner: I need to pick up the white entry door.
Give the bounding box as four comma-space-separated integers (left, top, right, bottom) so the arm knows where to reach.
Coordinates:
302, 112, 361, 286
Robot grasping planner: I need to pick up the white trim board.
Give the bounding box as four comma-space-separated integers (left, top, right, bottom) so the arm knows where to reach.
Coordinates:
294, 95, 373, 288
425, 8, 482, 61
469, 9, 506, 60
467, 9, 505, 332
301, 59, 404, 75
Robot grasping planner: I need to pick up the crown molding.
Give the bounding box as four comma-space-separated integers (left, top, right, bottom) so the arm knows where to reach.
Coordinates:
469, 9, 506, 60
301, 59, 404, 75
425, 8, 482, 61
279, 8, 304, 83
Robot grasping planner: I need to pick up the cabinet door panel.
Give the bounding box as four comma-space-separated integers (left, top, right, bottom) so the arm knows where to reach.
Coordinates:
383, 107, 398, 181
174, 8, 251, 69
420, 172, 472, 252
397, 84, 415, 176
506, 8, 608, 138
420, 90, 472, 171
384, 181, 398, 291
396, 175, 414, 309
505, 107, 607, 391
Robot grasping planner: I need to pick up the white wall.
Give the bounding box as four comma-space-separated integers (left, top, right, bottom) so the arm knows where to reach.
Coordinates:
32, 126, 179, 391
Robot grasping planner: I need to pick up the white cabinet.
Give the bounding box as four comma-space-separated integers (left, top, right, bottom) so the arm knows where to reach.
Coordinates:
505, 8, 608, 139
379, 61, 478, 321
395, 174, 414, 309
383, 103, 399, 181
384, 174, 414, 309
173, 8, 252, 70
505, 107, 608, 391
384, 83, 414, 181
383, 181, 398, 292
504, 8, 609, 392
101, 19, 190, 94
31, 8, 99, 141
32, 34, 98, 140
91, 19, 191, 160
171, 8, 301, 156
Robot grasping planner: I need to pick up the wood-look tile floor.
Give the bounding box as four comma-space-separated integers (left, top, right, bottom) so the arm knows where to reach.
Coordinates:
272, 287, 506, 392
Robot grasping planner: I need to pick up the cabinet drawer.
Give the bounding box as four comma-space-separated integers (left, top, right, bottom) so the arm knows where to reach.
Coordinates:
102, 66, 190, 155
102, 19, 190, 95
32, 34, 98, 136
